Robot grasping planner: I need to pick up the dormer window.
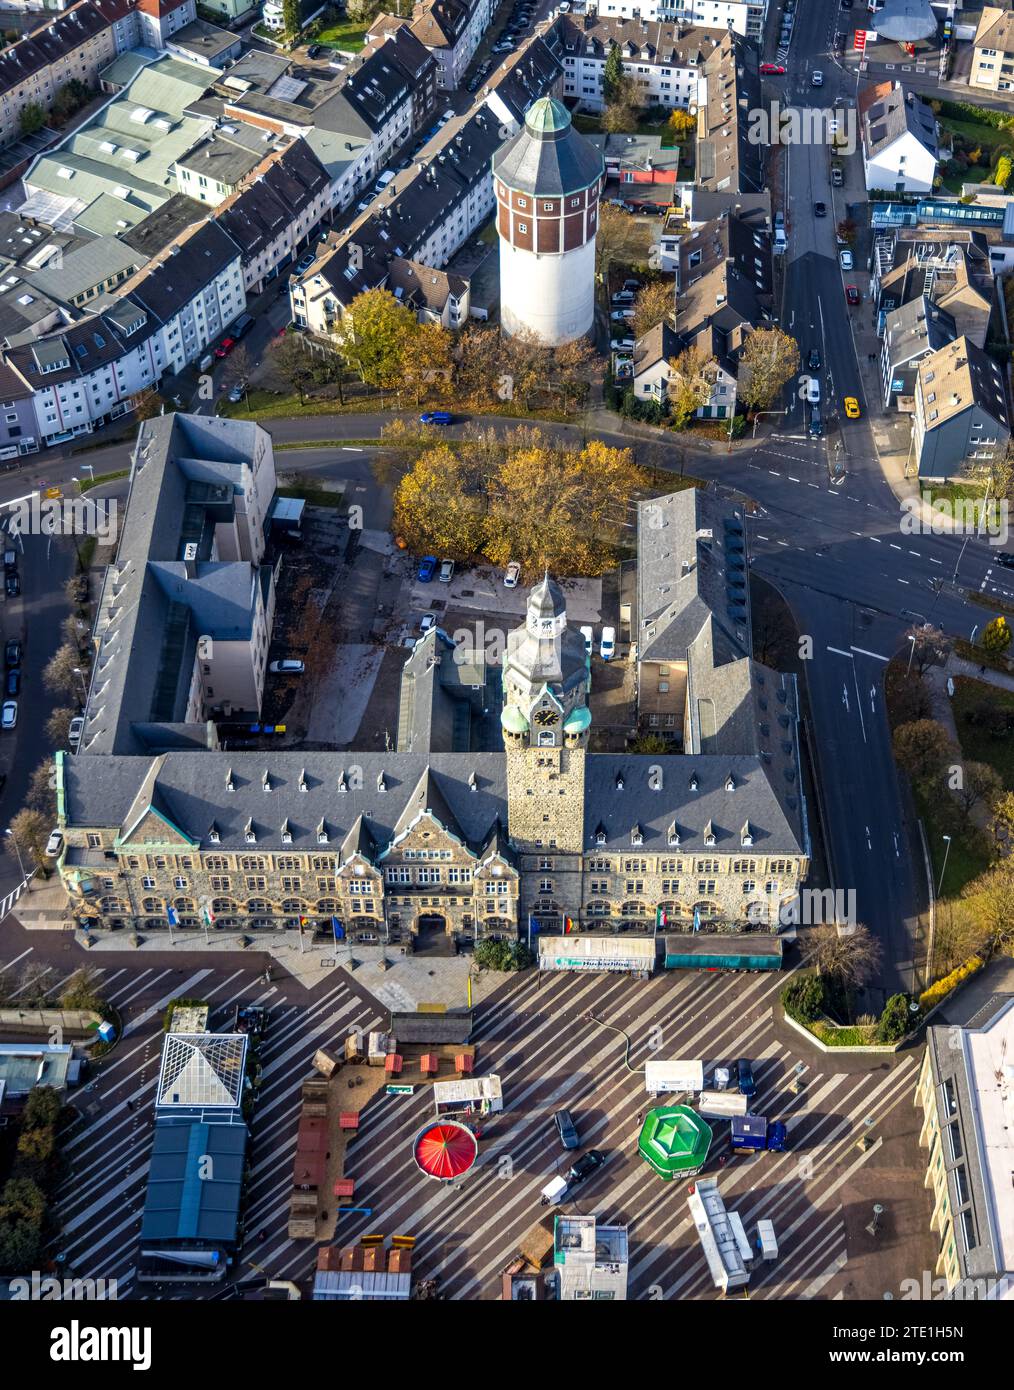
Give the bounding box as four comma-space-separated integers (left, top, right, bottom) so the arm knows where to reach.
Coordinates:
689, 772, 699, 791
208, 823, 220, 844
244, 819, 256, 844
225, 768, 234, 792
299, 769, 308, 793
615, 772, 624, 791
595, 824, 607, 846
741, 821, 753, 847
468, 770, 477, 792
281, 819, 292, 844
338, 770, 347, 793
631, 825, 643, 847
262, 770, 272, 793
317, 819, 328, 845
667, 823, 680, 847
377, 771, 387, 793
725, 774, 736, 791
704, 820, 716, 847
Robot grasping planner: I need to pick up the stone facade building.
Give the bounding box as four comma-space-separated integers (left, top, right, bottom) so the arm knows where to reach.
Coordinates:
55, 422, 809, 947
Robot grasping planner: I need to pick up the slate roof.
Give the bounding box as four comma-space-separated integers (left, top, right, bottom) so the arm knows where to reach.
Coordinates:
917, 334, 1010, 433
974, 5, 1014, 55
62, 745, 806, 857
884, 294, 956, 374
387, 256, 468, 314
492, 96, 604, 197
674, 259, 759, 379
696, 32, 763, 194
122, 219, 240, 323
78, 413, 273, 756
0, 0, 125, 101
636, 488, 751, 669
861, 80, 938, 160
557, 14, 725, 68
633, 319, 679, 376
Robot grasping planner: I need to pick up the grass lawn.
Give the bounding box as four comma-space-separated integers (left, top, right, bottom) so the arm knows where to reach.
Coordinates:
572, 110, 677, 148
316, 20, 367, 51
79, 468, 129, 491
939, 164, 991, 194
277, 482, 345, 509
951, 675, 1014, 788
918, 787, 991, 897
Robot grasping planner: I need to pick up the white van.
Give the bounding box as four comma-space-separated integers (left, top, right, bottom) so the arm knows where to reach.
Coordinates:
806, 376, 820, 404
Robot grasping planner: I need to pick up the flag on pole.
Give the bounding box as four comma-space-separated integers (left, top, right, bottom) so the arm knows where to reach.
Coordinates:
656, 905, 668, 930
332, 915, 345, 942
692, 905, 701, 934
563, 916, 575, 934
528, 914, 540, 936
201, 905, 214, 927
166, 905, 179, 927
299, 916, 309, 927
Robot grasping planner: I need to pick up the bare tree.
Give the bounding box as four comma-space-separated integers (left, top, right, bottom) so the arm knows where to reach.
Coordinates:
804, 922, 883, 990
905, 623, 950, 676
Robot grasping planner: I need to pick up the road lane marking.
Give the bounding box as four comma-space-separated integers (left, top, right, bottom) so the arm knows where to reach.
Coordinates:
889, 544, 902, 550
851, 646, 889, 662
869, 536, 881, 543
827, 646, 853, 658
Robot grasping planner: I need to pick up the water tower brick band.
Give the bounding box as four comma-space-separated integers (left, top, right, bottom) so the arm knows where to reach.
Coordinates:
492, 96, 605, 346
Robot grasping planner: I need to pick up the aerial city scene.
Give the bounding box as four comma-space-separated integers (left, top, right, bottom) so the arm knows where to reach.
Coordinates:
0, 0, 1009, 1358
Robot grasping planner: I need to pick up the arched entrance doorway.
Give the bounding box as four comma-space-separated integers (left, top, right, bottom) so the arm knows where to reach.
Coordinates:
414, 912, 452, 957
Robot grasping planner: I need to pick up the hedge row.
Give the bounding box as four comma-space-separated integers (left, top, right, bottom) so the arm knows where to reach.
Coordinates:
918, 956, 984, 1014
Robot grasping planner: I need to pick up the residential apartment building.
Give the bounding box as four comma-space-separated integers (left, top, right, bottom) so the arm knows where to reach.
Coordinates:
695, 30, 764, 194
912, 334, 1011, 478
859, 80, 938, 194
558, 14, 723, 112
5, 297, 170, 446
118, 218, 246, 379
635, 215, 770, 418
915, 994, 1014, 1296
370, 0, 496, 93
0, 0, 129, 153
870, 228, 994, 344
970, 6, 1014, 93
291, 34, 564, 330
216, 138, 331, 294
591, 0, 766, 42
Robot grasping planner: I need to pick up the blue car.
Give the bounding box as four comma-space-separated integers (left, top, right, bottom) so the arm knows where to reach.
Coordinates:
420, 410, 452, 426
737, 1058, 756, 1098
767, 1121, 787, 1152
417, 555, 437, 583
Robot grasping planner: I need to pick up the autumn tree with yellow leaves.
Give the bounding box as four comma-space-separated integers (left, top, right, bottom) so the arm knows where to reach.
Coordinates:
394, 426, 644, 576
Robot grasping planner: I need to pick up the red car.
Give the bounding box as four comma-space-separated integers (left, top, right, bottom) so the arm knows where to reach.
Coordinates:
760, 62, 786, 75
845, 285, 860, 305
214, 337, 236, 358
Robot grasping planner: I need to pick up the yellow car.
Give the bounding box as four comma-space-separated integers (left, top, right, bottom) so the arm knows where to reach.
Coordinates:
844, 397, 860, 419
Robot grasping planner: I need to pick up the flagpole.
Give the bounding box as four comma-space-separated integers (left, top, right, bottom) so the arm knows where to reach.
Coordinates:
202, 912, 210, 946
167, 905, 175, 946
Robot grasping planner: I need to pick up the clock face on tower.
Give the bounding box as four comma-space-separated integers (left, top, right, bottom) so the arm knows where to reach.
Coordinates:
534, 708, 558, 727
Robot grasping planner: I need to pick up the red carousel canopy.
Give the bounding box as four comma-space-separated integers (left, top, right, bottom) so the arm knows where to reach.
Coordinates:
413, 1121, 478, 1181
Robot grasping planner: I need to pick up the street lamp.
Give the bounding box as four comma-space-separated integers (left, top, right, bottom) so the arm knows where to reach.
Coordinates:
4, 827, 28, 888
937, 835, 952, 898
905, 631, 917, 677
72, 666, 89, 707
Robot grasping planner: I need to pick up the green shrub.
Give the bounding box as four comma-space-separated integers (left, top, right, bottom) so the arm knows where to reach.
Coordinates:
875, 993, 913, 1043
473, 939, 533, 971
782, 972, 825, 1022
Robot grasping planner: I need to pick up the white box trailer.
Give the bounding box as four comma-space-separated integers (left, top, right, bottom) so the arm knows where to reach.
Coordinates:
697, 1090, 749, 1119
644, 1059, 705, 1094
756, 1220, 778, 1261
687, 1179, 750, 1293
538, 934, 655, 975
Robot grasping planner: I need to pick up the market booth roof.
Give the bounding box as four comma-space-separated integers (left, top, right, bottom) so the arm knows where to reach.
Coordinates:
637, 1105, 712, 1180
412, 1121, 478, 1181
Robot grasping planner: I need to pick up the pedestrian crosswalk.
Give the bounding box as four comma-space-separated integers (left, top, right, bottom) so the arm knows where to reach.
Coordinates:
33, 959, 920, 1299
0, 874, 31, 924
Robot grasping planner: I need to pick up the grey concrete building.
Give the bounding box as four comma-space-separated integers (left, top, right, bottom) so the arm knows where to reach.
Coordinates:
912, 334, 1011, 479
